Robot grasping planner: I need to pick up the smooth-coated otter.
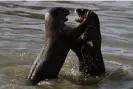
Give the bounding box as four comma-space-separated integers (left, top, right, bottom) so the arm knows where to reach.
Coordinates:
28, 7, 94, 85
71, 9, 105, 75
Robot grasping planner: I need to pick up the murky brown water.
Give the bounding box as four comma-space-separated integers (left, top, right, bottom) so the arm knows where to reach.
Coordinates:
0, 1, 133, 89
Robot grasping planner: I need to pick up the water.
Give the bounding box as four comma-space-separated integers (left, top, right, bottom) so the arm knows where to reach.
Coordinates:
0, 1, 133, 89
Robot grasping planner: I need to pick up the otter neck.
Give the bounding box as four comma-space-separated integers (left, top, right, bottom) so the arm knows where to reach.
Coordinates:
45, 16, 66, 40
53, 16, 66, 34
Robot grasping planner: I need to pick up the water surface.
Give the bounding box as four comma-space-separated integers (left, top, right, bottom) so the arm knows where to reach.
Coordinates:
0, 1, 133, 89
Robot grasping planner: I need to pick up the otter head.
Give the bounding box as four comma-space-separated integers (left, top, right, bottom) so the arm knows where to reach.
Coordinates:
75, 9, 88, 23
45, 7, 70, 39
49, 7, 70, 22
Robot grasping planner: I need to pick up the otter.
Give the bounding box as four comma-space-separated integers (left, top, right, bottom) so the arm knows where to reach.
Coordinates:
71, 9, 105, 75
28, 7, 94, 85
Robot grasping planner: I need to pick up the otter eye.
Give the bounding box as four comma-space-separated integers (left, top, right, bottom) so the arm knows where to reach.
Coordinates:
83, 9, 88, 14
76, 9, 82, 12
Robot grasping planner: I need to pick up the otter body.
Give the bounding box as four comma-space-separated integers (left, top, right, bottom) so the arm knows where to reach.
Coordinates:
72, 9, 105, 75
28, 7, 93, 85
28, 36, 71, 85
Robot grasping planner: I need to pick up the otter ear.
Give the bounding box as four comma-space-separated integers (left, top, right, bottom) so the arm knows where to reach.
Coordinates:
82, 9, 89, 17
76, 9, 82, 16
48, 8, 58, 17
83, 9, 89, 13
76, 9, 82, 12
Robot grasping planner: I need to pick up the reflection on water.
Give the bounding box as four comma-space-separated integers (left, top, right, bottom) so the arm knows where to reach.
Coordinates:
0, 1, 133, 89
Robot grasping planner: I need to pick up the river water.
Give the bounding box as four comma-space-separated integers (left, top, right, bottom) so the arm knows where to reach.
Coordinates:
0, 1, 133, 89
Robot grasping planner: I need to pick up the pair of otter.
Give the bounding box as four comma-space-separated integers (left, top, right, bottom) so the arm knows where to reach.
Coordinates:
28, 7, 105, 85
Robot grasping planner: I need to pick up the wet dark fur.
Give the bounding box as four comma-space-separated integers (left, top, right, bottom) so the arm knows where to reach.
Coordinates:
71, 9, 105, 75
28, 7, 93, 85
